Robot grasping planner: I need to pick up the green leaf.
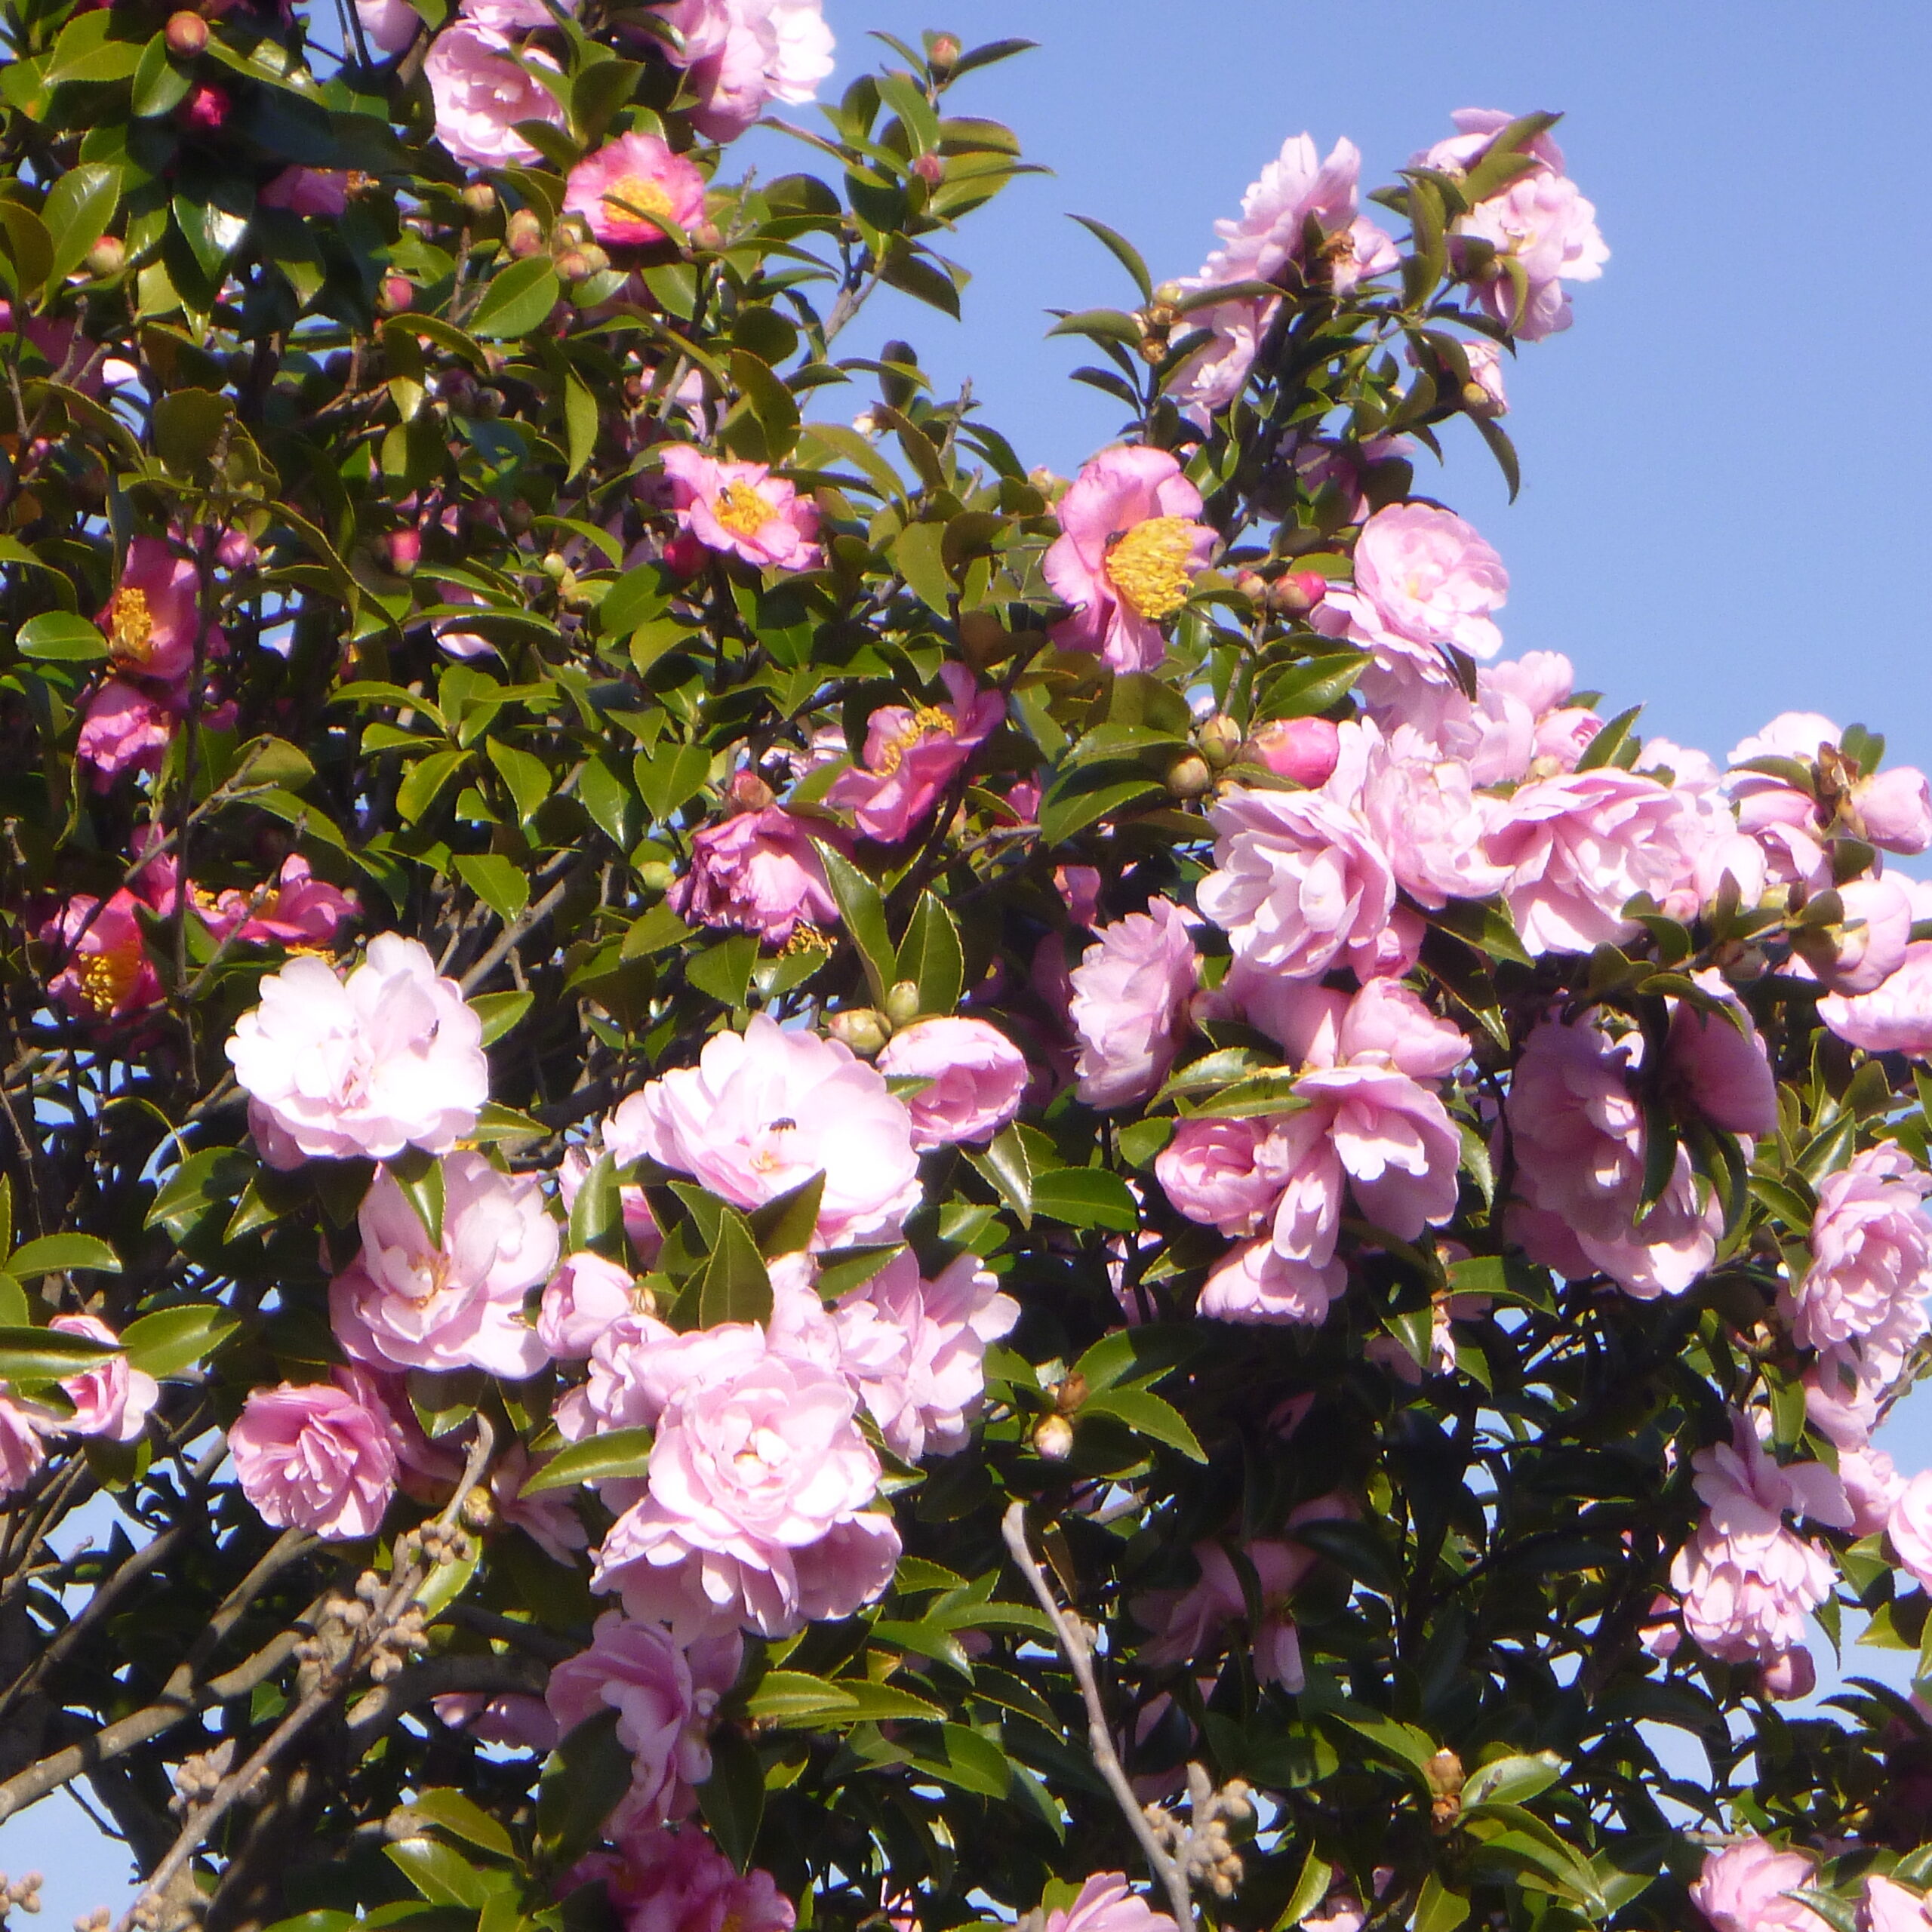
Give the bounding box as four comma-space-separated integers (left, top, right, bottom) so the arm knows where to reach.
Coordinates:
8, 1233, 120, 1277
1078, 1385, 1205, 1461
0, 1274, 18, 1328
0, 1323, 119, 1383
1030, 1168, 1140, 1232
686, 934, 758, 1008
567, 1152, 621, 1257
45, 166, 122, 288
1252, 651, 1371, 722
1296, 1520, 1404, 1599
385, 1836, 489, 1909
152, 386, 232, 475
815, 843, 894, 1001
120, 1305, 239, 1377
964, 1123, 1032, 1224
634, 740, 711, 823
0, 202, 52, 301
1413, 1875, 1471, 1932
408, 1789, 514, 1860
562, 367, 597, 478
131, 34, 189, 118
454, 854, 531, 925
746, 1172, 823, 1260
745, 1671, 943, 1725
699, 1208, 773, 1328
891, 521, 952, 617
906, 1723, 1011, 1799
894, 892, 964, 1017
1426, 897, 1532, 969
470, 989, 534, 1047
386, 1149, 446, 1246
1072, 1324, 1203, 1397
697, 1727, 765, 1873
397, 749, 469, 823
146, 1147, 256, 1236
1574, 703, 1643, 773
485, 738, 552, 822
17, 611, 109, 661
517, 1426, 654, 1493
470, 257, 561, 339
727, 348, 800, 461
537, 1712, 632, 1869
1462, 1752, 1562, 1807
1067, 213, 1152, 302
1037, 771, 1162, 846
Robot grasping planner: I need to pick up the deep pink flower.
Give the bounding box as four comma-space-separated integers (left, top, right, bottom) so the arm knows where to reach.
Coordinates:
43, 890, 162, 1023
77, 678, 175, 789
826, 665, 1001, 844
259, 168, 351, 217
1041, 1875, 1177, 1932
229, 1382, 399, 1540
651, 0, 834, 143
1068, 899, 1198, 1108
545, 1612, 742, 1832
668, 805, 839, 945
659, 445, 820, 569
1690, 1838, 1826, 1932
608, 1014, 921, 1248
1781, 1143, 1932, 1352
205, 856, 358, 949
578, 1823, 796, 1932
97, 536, 215, 682
565, 133, 708, 246
829, 1250, 1018, 1460
1246, 716, 1340, 786
426, 23, 568, 170
1044, 447, 1215, 674
433, 1692, 558, 1752
330, 1151, 558, 1379
875, 1016, 1026, 1149
51, 1315, 157, 1443
226, 934, 488, 1162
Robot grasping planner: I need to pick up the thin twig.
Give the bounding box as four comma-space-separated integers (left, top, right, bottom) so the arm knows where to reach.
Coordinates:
1001, 1500, 1197, 1930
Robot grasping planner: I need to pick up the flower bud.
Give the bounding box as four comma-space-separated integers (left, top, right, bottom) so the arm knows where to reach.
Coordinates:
638, 860, 675, 893
1052, 1371, 1088, 1415
928, 32, 960, 72
691, 219, 723, 251
1152, 280, 1185, 307
83, 235, 125, 278
554, 250, 591, 282
383, 529, 421, 576
1246, 715, 1340, 789
1460, 379, 1501, 418
505, 209, 546, 258
1195, 712, 1241, 770
377, 274, 413, 316
165, 10, 209, 56
883, 980, 922, 1029
910, 152, 943, 186
503, 499, 534, 534
1032, 1414, 1075, 1461
540, 550, 569, 581
1231, 569, 1267, 601
1165, 752, 1214, 800
1266, 571, 1330, 619
828, 1008, 890, 1057
575, 242, 611, 277
728, 769, 775, 811
460, 182, 497, 217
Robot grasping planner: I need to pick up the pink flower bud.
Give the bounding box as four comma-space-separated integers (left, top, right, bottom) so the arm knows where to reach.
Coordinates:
911, 152, 943, 186
383, 529, 422, 576
178, 81, 229, 132
1245, 715, 1340, 788
165, 10, 208, 56
377, 275, 413, 315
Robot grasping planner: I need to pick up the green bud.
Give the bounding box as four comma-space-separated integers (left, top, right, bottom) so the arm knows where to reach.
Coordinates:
883, 980, 922, 1028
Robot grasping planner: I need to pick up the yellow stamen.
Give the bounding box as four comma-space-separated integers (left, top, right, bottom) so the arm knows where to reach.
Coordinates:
781, 921, 832, 957
713, 480, 774, 539
1104, 516, 1201, 623
872, 705, 954, 778
106, 586, 155, 663
603, 172, 674, 229
77, 948, 138, 1014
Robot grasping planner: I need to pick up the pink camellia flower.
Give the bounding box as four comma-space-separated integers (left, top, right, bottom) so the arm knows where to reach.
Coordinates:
667, 805, 840, 946
1198, 1231, 1346, 1327
826, 664, 1002, 844
0, 1395, 45, 1497
330, 1151, 559, 1379
576, 1822, 796, 1932
77, 678, 176, 789
540, 1250, 646, 1359
1246, 715, 1340, 787
1412, 106, 1569, 177
1890, 1470, 1932, 1591
1067, 899, 1198, 1108
205, 856, 358, 949
1669, 1418, 1850, 1672
97, 536, 216, 682
545, 1611, 743, 1832
1662, 983, 1780, 1138
607, 1014, 921, 1248
1689, 1838, 1826, 1932
1852, 766, 1932, 855
425, 23, 569, 171
490, 1442, 590, 1566
1314, 503, 1507, 679
357, 0, 420, 52
875, 1017, 1027, 1150
1198, 782, 1396, 983
829, 1250, 1019, 1461
50, 1315, 158, 1443
226, 934, 489, 1162
1481, 768, 1705, 955
1840, 1444, 1905, 1539
1460, 171, 1608, 340
259, 168, 352, 217
333, 1362, 465, 1504
659, 445, 820, 570
433, 1691, 558, 1752
565, 133, 708, 246
1820, 945, 1932, 1058
592, 1337, 900, 1638
1794, 873, 1914, 996
228, 1382, 399, 1540
1041, 1874, 1177, 1932
1044, 447, 1216, 675
651, 0, 835, 143
1862, 1876, 1932, 1932
1780, 1143, 1932, 1353
1156, 1116, 1291, 1236
43, 891, 162, 1023
1357, 721, 1510, 909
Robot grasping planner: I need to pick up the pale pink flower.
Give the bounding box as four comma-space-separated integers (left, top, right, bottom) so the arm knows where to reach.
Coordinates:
51, 1315, 157, 1443
652, 0, 834, 143
1795, 873, 1914, 995
558, 1315, 753, 1447
1461, 171, 1608, 340
1891, 1472, 1932, 1590
259, 168, 351, 217
433, 1692, 558, 1752
1663, 982, 1779, 1137
226, 934, 488, 1162
1820, 946, 1932, 1059
1482, 768, 1705, 955
1412, 106, 1568, 178
1295, 1063, 1462, 1243
830, 1250, 1018, 1460
98, 535, 217, 682
545, 1611, 743, 1832
592, 1340, 898, 1638
565, 133, 708, 246
608, 1015, 921, 1248
425, 23, 568, 171
875, 1017, 1026, 1150
1689, 1838, 1825, 1932
333, 1362, 465, 1504
0, 1395, 46, 1497
1041, 1875, 1177, 1932
1357, 721, 1510, 908
1311, 503, 1508, 685
43, 890, 162, 1022
1044, 447, 1215, 674
1780, 1143, 1932, 1352
540, 1250, 646, 1359
1156, 1117, 1291, 1236
1246, 716, 1340, 786
667, 806, 839, 945
491, 1442, 590, 1566
1841, 1445, 1905, 1539
1854, 766, 1932, 854
1068, 899, 1198, 1108
1805, 1351, 1884, 1450
1862, 1875, 1932, 1932
330, 1152, 557, 1379
1198, 1232, 1346, 1327
77, 679, 175, 789
578, 1822, 796, 1932
357, 0, 419, 51
228, 1382, 398, 1540
1056, 864, 1104, 926
659, 445, 820, 570
826, 664, 1002, 844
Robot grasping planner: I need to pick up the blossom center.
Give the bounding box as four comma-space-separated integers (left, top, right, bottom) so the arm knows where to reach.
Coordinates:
713, 481, 775, 539
77, 947, 138, 1014
107, 586, 155, 663
1104, 517, 1200, 622
872, 705, 954, 777
603, 172, 673, 229
781, 921, 832, 958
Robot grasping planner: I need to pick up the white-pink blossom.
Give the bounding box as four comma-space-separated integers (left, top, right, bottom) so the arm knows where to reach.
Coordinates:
1068, 900, 1199, 1108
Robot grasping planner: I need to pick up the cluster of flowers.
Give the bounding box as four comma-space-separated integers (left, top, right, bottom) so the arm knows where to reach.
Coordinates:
1696, 1837, 1932, 1932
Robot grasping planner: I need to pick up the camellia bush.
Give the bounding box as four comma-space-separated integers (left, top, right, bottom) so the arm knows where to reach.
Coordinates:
8, 8, 1932, 1932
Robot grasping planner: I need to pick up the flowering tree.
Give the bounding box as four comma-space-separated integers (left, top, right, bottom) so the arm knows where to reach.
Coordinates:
3, 10, 1932, 1932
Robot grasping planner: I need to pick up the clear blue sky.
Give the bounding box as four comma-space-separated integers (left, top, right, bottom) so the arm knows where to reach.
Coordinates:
11, 0, 1932, 1900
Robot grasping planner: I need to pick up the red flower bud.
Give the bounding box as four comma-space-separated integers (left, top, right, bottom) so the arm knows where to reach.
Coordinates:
178, 81, 228, 133
383, 530, 422, 576
910, 152, 943, 186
